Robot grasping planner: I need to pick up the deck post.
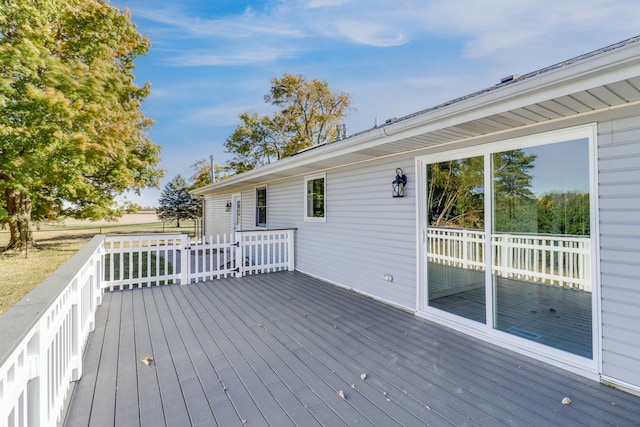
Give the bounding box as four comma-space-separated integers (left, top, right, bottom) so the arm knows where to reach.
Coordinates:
180, 233, 190, 284
287, 229, 295, 271
235, 232, 243, 277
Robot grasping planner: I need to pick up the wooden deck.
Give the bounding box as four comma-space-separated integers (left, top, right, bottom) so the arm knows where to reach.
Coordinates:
63, 271, 640, 426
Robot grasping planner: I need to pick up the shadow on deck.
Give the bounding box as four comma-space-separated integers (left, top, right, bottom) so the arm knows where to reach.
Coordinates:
63, 271, 640, 426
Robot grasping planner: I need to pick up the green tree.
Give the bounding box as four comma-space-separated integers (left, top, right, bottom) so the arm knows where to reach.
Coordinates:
189, 158, 227, 189
537, 191, 590, 235
225, 112, 286, 174
427, 156, 484, 228
0, 0, 162, 251
225, 73, 353, 174
156, 175, 201, 227
492, 150, 537, 233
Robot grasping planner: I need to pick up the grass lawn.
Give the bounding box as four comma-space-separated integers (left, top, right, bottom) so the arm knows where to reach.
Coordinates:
0, 215, 197, 316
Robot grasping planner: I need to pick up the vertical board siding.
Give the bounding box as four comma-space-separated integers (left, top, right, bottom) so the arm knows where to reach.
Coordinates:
266, 158, 418, 310
598, 116, 640, 389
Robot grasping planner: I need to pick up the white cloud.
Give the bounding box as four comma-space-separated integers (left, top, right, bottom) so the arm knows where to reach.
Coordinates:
167, 46, 302, 67
334, 20, 408, 47
418, 0, 640, 58
132, 7, 304, 40
304, 0, 354, 7
131, 0, 640, 63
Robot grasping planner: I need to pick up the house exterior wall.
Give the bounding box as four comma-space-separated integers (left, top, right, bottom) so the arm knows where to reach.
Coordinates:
265, 156, 419, 309
597, 114, 640, 389
203, 193, 231, 237
202, 157, 418, 309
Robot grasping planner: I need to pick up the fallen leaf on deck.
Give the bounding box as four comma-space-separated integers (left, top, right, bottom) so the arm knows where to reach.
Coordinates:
139, 356, 154, 366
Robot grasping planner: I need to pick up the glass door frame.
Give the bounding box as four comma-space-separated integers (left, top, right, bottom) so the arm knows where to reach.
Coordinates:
415, 124, 601, 378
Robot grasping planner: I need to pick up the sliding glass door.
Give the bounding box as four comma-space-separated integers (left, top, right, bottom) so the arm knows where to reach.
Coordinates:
491, 139, 592, 358
426, 155, 486, 324
423, 127, 594, 359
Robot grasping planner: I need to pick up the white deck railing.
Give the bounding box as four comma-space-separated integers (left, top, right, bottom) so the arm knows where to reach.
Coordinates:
0, 229, 295, 427
102, 229, 296, 290
427, 227, 591, 290
0, 236, 104, 427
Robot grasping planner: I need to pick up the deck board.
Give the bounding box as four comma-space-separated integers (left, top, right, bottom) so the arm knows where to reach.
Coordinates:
179, 288, 314, 425
115, 290, 140, 427
62, 289, 112, 427
291, 275, 596, 425
131, 288, 165, 427
153, 286, 217, 426
221, 278, 461, 426
214, 284, 404, 425
277, 275, 558, 425
142, 286, 191, 426
251, 275, 508, 426
164, 285, 241, 426
64, 271, 640, 427
88, 290, 120, 426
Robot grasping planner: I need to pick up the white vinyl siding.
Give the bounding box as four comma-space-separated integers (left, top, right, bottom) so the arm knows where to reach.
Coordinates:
598, 115, 640, 389
203, 193, 231, 237
281, 160, 417, 309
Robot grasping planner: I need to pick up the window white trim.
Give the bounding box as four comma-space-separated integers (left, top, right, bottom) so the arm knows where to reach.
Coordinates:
255, 186, 267, 228
304, 173, 326, 222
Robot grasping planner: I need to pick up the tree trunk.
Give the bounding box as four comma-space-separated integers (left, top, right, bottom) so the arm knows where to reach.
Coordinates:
3, 187, 36, 252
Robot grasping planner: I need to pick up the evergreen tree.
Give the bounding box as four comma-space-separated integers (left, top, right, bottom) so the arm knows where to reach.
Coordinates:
156, 175, 201, 227
492, 150, 537, 233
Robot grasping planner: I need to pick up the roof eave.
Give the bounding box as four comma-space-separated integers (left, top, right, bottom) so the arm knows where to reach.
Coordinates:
193, 37, 640, 195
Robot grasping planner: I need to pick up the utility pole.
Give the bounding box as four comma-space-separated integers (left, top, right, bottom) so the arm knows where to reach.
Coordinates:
210, 154, 215, 183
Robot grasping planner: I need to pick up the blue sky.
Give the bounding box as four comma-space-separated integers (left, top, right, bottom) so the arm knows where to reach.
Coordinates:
108, 0, 640, 208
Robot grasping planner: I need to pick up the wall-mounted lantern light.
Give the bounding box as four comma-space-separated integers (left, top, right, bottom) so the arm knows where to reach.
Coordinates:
225, 201, 232, 212
392, 168, 407, 198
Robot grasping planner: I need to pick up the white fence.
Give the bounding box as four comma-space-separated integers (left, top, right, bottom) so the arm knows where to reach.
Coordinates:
0, 236, 104, 427
102, 229, 295, 290
428, 227, 591, 290
0, 229, 295, 427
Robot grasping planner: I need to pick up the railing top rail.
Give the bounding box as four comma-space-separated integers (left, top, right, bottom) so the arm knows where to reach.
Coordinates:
104, 232, 188, 240
428, 226, 589, 240
0, 234, 105, 366
236, 228, 297, 233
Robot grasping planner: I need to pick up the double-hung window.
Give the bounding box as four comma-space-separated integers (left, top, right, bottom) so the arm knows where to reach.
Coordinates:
256, 187, 267, 227
305, 174, 326, 221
